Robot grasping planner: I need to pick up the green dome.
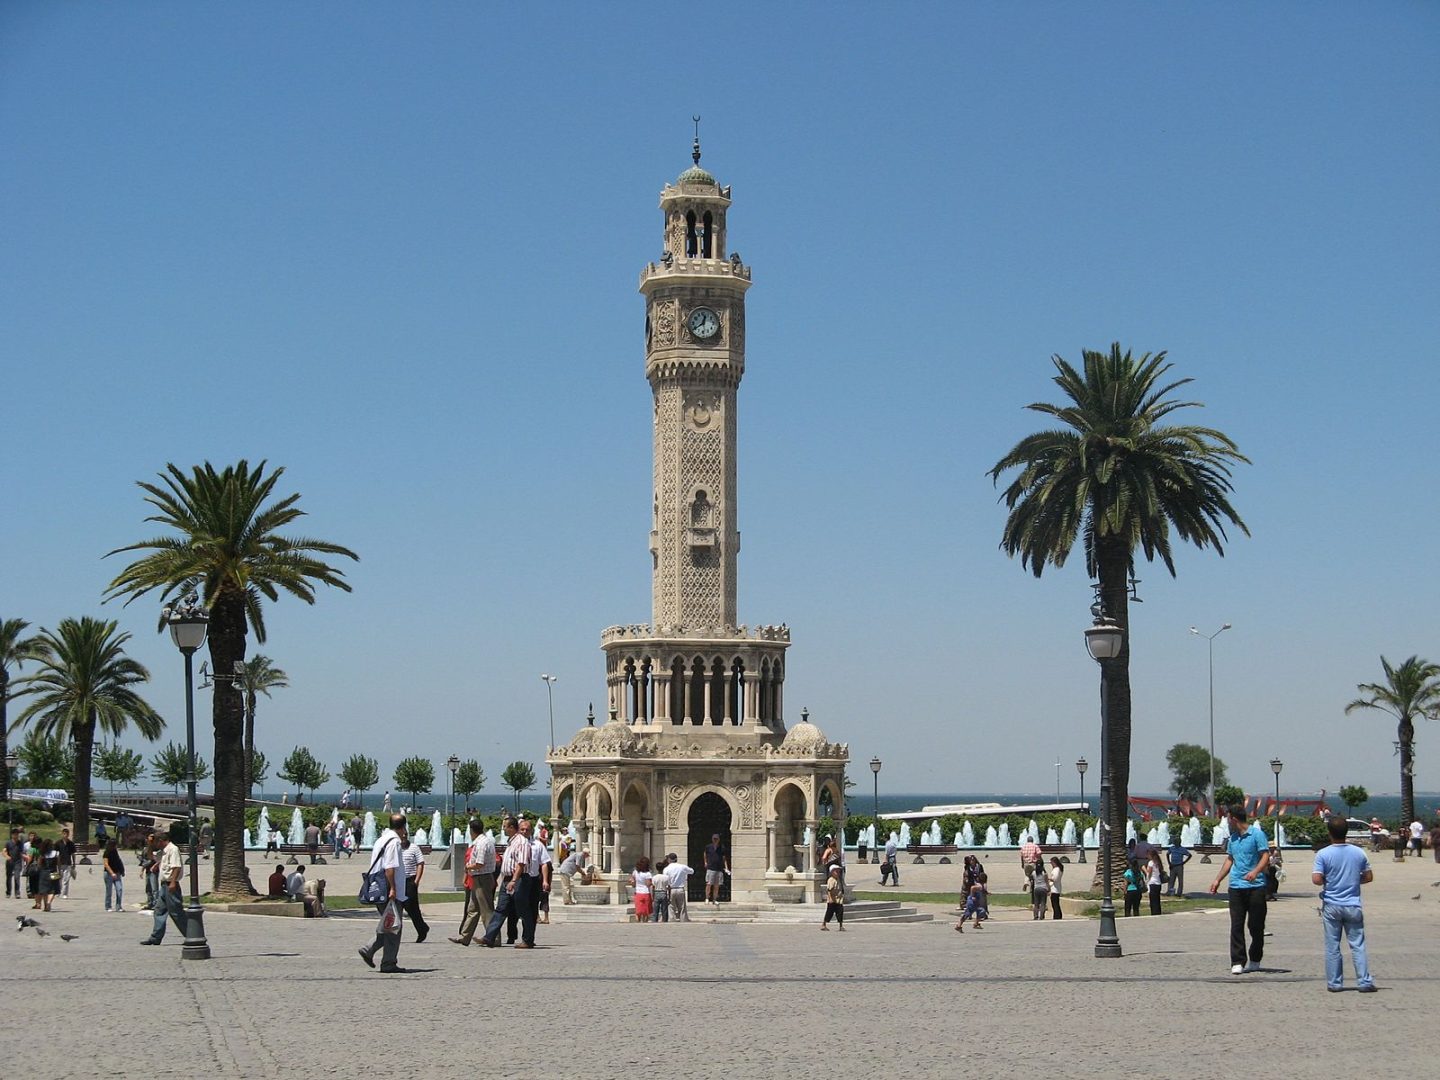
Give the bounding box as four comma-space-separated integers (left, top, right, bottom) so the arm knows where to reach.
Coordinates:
677, 164, 716, 185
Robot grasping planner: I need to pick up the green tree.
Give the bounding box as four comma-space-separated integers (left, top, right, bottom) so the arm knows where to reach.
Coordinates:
151, 740, 211, 794
339, 753, 380, 802
393, 756, 435, 807
11, 617, 164, 841
237, 655, 288, 797
1, 619, 46, 802
277, 745, 329, 801
453, 759, 484, 812
989, 344, 1248, 886
500, 760, 537, 811
93, 744, 145, 798
1214, 784, 1244, 813
105, 460, 358, 894
16, 729, 74, 788
249, 748, 270, 787
1165, 742, 1228, 800
1337, 785, 1369, 814
1345, 655, 1440, 827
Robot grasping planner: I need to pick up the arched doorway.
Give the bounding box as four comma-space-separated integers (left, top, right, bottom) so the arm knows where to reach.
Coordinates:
687, 792, 732, 902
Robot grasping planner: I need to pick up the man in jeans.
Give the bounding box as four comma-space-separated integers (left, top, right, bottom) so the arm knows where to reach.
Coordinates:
141, 830, 186, 946
1208, 808, 1271, 974
5, 829, 23, 898
1312, 815, 1376, 992
57, 828, 77, 898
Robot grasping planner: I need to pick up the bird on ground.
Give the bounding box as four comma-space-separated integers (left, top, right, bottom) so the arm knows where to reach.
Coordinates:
1411, 894, 1422, 900
33, 927, 49, 937
16, 916, 41, 931
60, 934, 78, 942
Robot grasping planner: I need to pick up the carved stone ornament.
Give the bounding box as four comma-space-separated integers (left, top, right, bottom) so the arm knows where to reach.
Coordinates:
653, 300, 677, 347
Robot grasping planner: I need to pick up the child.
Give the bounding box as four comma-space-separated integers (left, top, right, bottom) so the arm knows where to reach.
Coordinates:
1124, 859, 1142, 916
821, 864, 845, 931
955, 872, 987, 932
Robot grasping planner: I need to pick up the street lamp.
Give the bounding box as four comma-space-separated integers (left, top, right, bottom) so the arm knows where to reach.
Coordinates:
540, 674, 558, 752
165, 600, 211, 961
870, 756, 882, 864
1085, 610, 1124, 960
445, 755, 460, 824
4, 750, 18, 830
1189, 623, 1232, 813
1076, 757, 1089, 864
1270, 757, 1283, 852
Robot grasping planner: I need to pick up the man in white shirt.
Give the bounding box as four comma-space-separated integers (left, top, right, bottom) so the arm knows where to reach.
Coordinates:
141, 831, 187, 945
1408, 819, 1424, 858
286, 865, 306, 900
517, 817, 547, 944
400, 836, 429, 942
358, 815, 408, 973
664, 855, 694, 922
452, 819, 498, 947
480, 818, 529, 948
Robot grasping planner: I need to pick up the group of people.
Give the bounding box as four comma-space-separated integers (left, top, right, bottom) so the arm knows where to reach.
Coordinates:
6, 826, 77, 911
629, 852, 697, 922
264, 862, 328, 917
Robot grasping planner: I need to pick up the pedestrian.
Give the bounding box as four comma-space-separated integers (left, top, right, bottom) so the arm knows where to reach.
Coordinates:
1030, 855, 1049, 919
382, 791, 391, 813
301, 876, 326, 918
1407, 819, 1424, 858
400, 834, 429, 942
516, 817, 545, 945
1019, 835, 1042, 885
102, 840, 125, 912
451, 818, 498, 947
1430, 820, 1440, 864
664, 854, 693, 922
533, 825, 553, 926
961, 855, 988, 922
704, 832, 730, 904
265, 827, 280, 854
57, 827, 76, 898
1312, 815, 1376, 992
141, 829, 186, 945
1166, 839, 1192, 897
286, 864, 305, 900
1208, 807, 1272, 975
1123, 858, 1142, 917
821, 864, 845, 930
632, 857, 654, 922
954, 872, 986, 932
25, 831, 41, 899
554, 847, 587, 905
1047, 857, 1064, 921
819, 835, 843, 883
5, 828, 23, 898
649, 854, 670, 922
1145, 849, 1165, 915
879, 832, 899, 887
479, 817, 528, 948
332, 820, 345, 859
357, 813, 408, 974
304, 820, 321, 864
34, 839, 59, 912
140, 832, 160, 908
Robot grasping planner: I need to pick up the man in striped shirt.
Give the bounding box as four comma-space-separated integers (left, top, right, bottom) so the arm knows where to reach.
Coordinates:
479, 818, 529, 948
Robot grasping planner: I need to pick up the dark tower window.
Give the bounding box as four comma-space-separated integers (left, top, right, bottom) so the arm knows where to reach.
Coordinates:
685, 211, 698, 257
701, 211, 714, 258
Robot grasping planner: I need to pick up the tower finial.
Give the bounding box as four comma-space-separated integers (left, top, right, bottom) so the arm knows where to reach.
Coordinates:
691, 114, 702, 166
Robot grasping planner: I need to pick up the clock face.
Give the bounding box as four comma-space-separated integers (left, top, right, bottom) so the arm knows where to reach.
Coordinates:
687, 307, 720, 340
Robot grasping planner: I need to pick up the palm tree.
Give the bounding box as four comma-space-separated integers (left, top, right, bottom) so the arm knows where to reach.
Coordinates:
105, 460, 358, 895
989, 344, 1248, 888
10, 617, 164, 841
1345, 656, 1440, 828
238, 655, 289, 797
2, 619, 46, 802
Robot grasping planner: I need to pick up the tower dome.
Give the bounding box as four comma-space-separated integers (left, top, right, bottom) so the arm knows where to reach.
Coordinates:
781, 710, 827, 751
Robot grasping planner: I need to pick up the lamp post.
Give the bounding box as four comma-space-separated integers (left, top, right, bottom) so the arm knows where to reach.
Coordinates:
1076, 757, 1089, 864
165, 601, 211, 961
4, 750, 17, 830
1085, 611, 1124, 959
540, 674, 558, 752
1270, 757, 1283, 851
870, 756, 882, 864
445, 755, 460, 824
1189, 623, 1231, 813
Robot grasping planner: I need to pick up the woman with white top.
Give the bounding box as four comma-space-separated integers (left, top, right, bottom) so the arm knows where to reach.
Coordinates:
1047, 857, 1064, 920
631, 856, 653, 922
1146, 852, 1165, 915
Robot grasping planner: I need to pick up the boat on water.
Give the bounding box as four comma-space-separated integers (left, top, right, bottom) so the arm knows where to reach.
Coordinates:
887, 801, 1087, 822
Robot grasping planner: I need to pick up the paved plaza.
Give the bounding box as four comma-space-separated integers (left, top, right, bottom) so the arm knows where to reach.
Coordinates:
3, 849, 1437, 1079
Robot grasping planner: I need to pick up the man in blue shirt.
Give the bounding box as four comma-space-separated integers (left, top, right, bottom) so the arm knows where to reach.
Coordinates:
1166, 840, 1192, 897
1312, 816, 1376, 992
1209, 808, 1271, 974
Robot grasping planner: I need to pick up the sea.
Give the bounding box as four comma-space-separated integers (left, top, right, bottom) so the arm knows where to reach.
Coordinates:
263, 790, 1438, 824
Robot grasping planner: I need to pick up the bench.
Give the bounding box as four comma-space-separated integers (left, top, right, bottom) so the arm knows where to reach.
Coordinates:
907, 844, 958, 864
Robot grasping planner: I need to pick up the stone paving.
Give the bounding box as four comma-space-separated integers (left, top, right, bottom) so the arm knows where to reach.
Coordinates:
3, 850, 1437, 1079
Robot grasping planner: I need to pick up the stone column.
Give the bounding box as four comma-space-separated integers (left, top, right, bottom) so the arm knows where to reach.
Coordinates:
682, 667, 693, 724
655, 672, 671, 722
803, 819, 818, 875
775, 676, 784, 726
743, 671, 760, 727
765, 819, 776, 872
702, 672, 713, 725
643, 817, 653, 864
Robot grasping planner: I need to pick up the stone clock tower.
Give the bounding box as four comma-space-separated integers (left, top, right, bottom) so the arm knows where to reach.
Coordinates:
549, 139, 848, 907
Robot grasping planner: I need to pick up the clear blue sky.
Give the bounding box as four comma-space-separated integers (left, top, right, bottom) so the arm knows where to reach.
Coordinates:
3, 4, 1437, 801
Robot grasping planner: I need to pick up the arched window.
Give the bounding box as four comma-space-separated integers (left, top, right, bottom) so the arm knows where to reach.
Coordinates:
701, 210, 714, 258
685, 211, 698, 257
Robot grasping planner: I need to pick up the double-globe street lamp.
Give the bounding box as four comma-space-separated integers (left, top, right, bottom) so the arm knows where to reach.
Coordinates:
165, 601, 211, 961
1189, 623, 1231, 814
445, 755, 460, 824
1076, 757, 1088, 864
4, 750, 18, 830
1271, 757, 1283, 852
870, 756, 882, 864
1084, 610, 1124, 960
541, 674, 558, 752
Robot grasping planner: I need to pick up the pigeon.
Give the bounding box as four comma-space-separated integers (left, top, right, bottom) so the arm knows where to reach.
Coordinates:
16, 916, 40, 931
60, 934, 78, 942
33, 927, 49, 937
1412, 894, 1422, 901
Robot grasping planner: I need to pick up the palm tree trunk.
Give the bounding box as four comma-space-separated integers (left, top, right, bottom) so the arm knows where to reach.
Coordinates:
0, 674, 10, 803
73, 716, 96, 844
208, 594, 253, 895
1399, 717, 1415, 828
1094, 538, 1133, 894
